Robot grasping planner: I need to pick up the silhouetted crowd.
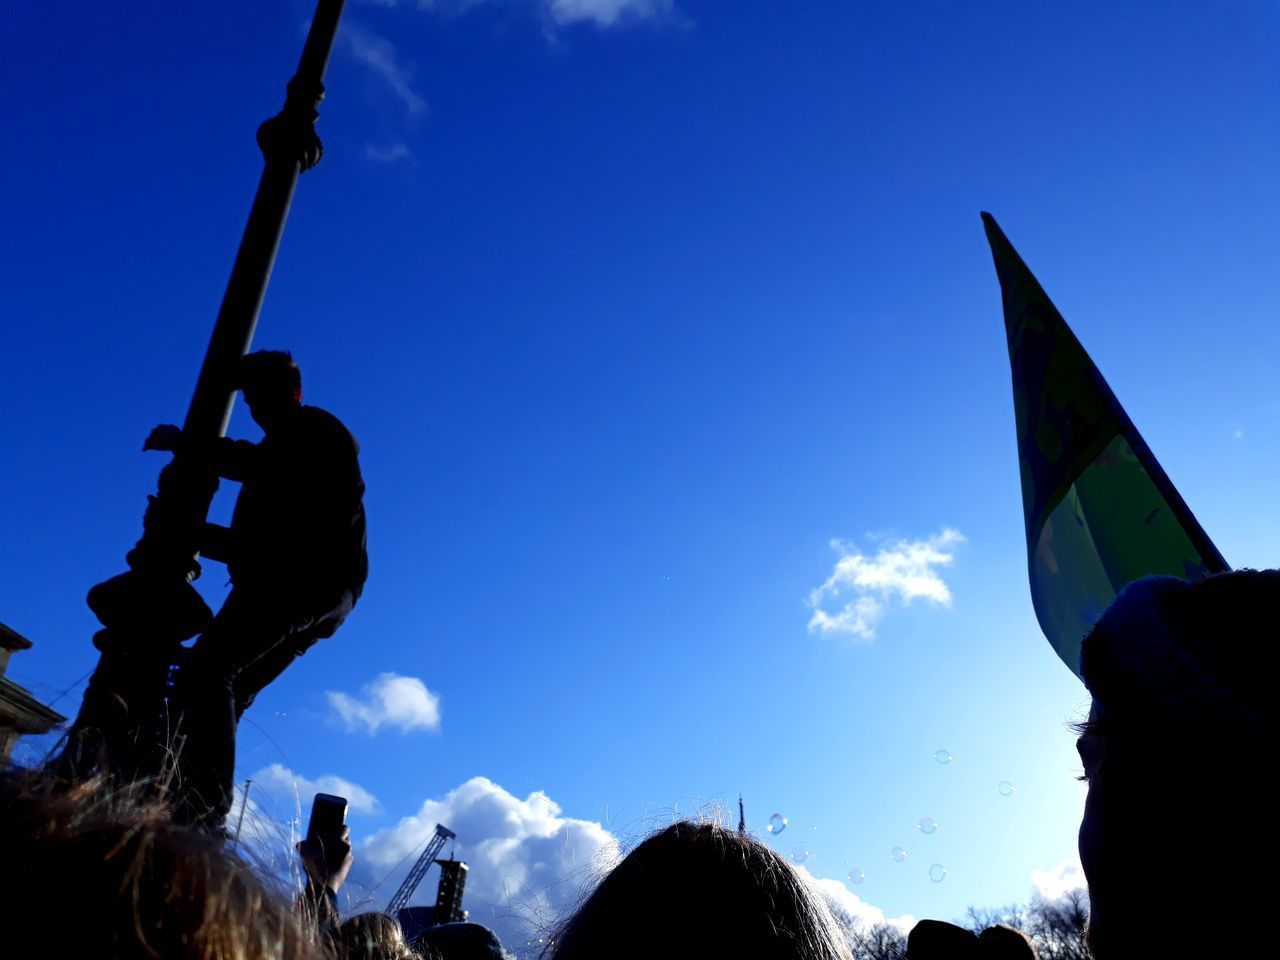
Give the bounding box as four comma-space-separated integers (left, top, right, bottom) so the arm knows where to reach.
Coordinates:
8, 349, 1275, 959
6, 568, 1276, 959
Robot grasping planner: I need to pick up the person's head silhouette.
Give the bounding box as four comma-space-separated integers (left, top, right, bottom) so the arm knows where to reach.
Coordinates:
544, 820, 849, 960
1077, 571, 1280, 958
235, 350, 302, 432
337, 911, 416, 960
0, 771, 323, 960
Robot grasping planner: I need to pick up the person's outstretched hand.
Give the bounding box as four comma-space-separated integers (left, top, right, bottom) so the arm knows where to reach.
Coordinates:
143, 424, 183, 452
298, 824, 353, 895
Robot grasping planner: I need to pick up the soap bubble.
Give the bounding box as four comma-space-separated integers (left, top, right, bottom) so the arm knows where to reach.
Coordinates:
791, 843, 811, 864
890, 846, 908, 862
917, 817, 938, 835
848, 868, 865, 885
929, 863, 948, 883
998, 781, 1016, 797
768, 813, 788, 835
934, 749, 954, 764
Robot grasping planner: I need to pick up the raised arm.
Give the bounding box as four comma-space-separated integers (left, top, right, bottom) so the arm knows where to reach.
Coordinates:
296, 825, 352, 937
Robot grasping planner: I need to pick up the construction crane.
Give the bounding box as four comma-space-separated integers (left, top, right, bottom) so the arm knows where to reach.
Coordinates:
386, 824, 456, 917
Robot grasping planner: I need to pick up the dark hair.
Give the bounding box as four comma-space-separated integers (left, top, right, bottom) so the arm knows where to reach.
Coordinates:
544, 820, 850, 960
0, 771, 324, 960
237, 350, 303, 403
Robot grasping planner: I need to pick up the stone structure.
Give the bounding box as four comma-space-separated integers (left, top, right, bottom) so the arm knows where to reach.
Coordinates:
0, 622, 65, 763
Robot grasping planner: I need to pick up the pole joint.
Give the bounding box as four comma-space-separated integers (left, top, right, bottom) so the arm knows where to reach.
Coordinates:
257, 76, 326, 171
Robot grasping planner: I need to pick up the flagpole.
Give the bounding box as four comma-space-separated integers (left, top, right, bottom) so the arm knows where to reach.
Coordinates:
53, 0, 348, 782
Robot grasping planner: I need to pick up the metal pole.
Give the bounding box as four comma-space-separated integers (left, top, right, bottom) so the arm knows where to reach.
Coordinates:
53, 0, 348, 783
184, 0, 345, 441
232, 778, 253, 850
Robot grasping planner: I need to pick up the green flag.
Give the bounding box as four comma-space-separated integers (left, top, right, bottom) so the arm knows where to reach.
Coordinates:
982, 212, 1229, 677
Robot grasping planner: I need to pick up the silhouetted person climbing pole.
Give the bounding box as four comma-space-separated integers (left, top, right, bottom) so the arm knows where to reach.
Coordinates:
50, 0, 349, 788
145, 351, 367, 829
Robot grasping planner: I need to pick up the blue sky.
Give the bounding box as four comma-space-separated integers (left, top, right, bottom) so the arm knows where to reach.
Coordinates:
4, 0, 1280, 949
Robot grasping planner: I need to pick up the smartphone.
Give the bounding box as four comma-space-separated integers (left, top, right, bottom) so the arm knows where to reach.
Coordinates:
306, 793, 348, 843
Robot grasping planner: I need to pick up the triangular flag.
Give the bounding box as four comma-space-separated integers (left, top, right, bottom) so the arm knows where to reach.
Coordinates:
982, 212, 1228, 677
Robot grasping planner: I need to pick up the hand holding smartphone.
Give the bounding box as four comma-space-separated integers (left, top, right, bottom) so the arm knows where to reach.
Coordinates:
300, 793, 352, 893
307, 793, 348, 843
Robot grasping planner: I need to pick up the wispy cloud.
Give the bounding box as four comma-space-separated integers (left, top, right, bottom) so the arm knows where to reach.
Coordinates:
342, 0, 675, 144
400, 0, 679, 30
364, 141, 414, 163
326, 672, 442, 734
807, 528, 965, 640
545, 0, 677, 28
342, 22, 427, 115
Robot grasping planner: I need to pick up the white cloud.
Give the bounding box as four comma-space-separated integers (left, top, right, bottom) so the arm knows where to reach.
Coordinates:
365, 141, 414, 163
803, 869, 915, 936
1031, 856, 1087, 901
342, 22, 428, 115
807, 528, 965, 640
259, 771, 907, 956
355, 777, 620, 950
326, 672, 442, 735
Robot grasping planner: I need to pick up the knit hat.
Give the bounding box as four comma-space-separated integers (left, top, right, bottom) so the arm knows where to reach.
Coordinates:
1079, 571, 1277, 737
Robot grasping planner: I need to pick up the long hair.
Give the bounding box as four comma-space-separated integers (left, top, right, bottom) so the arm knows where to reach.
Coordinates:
544, 820, 851, 960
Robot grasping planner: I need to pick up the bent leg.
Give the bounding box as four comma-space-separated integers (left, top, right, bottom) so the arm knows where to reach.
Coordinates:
170, 589, 295, 829
231, 588, 355, 719
232, 635, 313, 721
